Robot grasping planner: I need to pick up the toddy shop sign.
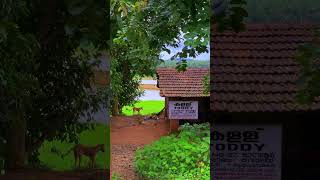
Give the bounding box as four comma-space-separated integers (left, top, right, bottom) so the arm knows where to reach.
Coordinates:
168, 101, 198, 119
212, 125, 282, 180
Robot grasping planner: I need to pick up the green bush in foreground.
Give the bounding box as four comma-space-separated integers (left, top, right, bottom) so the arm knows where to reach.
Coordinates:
134, 123, 210, 180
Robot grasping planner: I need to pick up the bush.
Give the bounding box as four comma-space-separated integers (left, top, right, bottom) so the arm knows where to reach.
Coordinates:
134, 123, 210, 179
112, 172, 123, 180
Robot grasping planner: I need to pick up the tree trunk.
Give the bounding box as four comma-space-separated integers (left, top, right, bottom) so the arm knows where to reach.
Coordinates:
116, 61, 129, 116
6, 110, 26, 169
112, 97, 119, 116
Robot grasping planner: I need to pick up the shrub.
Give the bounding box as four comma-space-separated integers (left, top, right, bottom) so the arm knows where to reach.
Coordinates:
134, 123, 210, 179
112, 172, 123, 180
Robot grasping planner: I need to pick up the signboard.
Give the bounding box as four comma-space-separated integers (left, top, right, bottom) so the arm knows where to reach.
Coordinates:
168, 101, 198, 119
211, 124, 282, 180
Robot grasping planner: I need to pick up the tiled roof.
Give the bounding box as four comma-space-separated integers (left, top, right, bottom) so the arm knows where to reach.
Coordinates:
210, 23, 320, 112
157, 68, 209, 97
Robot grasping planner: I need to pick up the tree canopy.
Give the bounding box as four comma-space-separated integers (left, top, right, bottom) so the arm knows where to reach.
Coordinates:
110, 0, 211, 114
108, 0, 250, 113
0, 0, 109, 168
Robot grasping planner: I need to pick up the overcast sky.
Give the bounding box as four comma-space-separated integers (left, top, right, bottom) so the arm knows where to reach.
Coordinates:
160, 45, 210, 61
159, 34, 210, 61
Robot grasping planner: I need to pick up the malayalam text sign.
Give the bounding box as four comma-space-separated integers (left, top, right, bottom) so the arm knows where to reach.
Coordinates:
211, 124, 282, 180
168, 101, 198, 119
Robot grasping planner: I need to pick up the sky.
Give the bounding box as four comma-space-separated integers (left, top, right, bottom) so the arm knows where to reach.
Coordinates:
159, 34, 210, 61
160, 45, 210, 61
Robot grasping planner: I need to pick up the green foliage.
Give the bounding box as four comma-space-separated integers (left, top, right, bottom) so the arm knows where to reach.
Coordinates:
110, 0, 159, 113
295, 30, 320, 104
0, 0, 109, 166
246, 0, 320, 23
213, 0, 248, 32
122, 100, 164, 116
38, 124, 110, 171
157, 60, 209, 68
176, 60, 189, 72
112, 172, 124, 180
134, 123, 210, 179
213, 0, 320, 32
110, 0, 210, 112
203, 73, 210, 95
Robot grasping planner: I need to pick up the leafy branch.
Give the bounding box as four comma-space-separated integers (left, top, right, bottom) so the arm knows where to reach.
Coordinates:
295, 30, 320, 104
202, 73, 210, 95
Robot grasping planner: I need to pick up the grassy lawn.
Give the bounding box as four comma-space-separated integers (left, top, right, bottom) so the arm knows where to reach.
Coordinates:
157, 60, 209, 68
122, 100, 165, 116
38, 123, 110, 171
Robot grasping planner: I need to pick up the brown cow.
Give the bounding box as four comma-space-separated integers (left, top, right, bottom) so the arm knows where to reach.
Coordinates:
62, 144, 105, 168
132, 107, 143, 114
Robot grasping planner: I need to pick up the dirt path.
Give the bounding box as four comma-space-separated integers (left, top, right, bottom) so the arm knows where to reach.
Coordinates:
110, 115, 170, 180
1, 169, 110, 180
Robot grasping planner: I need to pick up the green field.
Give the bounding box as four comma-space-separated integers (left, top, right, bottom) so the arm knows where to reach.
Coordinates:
38, 124, 110, 171
122, 100, 165, 116
157, 60, 209, 68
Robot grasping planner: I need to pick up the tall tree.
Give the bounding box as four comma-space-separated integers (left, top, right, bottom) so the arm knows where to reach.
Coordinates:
110, 0, 211, 114
0, 0, 109, 168
109, 0, 249, 114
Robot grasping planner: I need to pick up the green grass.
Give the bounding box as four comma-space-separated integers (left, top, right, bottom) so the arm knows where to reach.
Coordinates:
157, 60, 209, 68
112, 172, 124, 180
122, 100, 165, 116
38, 123, 110, 171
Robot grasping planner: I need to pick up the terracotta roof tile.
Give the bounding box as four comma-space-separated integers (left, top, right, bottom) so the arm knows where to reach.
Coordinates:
157, 68, 209, 97
210, 23, 320, 112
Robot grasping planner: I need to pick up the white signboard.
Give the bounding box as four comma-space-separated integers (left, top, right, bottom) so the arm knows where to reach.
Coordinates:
212, 124, 282, 180
168, 101, 198, 119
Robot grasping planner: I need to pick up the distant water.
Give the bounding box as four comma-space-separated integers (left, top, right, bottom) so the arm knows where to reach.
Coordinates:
137, 89, 164, 101
138, 79, 164, 101
78, 79, 162, 124
79, 104, 109, 124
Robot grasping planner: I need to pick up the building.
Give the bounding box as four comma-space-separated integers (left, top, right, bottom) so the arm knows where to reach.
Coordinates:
156, 68, 210, 132
210, 23, 320, 179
